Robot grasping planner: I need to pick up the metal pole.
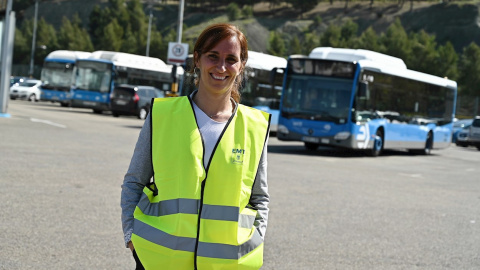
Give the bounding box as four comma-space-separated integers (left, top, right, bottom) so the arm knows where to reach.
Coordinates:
177, 0, 184, 43
0, 0, 15, 116
28, 0, 39, 78
146, 7, 152, 56
171, 0, 184, 96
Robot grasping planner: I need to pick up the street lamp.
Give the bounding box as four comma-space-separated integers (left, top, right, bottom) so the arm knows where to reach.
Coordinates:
28, 0, 39, 78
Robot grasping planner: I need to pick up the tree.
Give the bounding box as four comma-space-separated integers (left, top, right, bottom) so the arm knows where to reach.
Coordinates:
58, 15, 94, 52
27, 18, 59, 66
340, 18, 358, 47
226, 3, 241, 21
13, 28, 30, 65
435, 41, 458, 80
358, 27, 383, 52
99, 19, 124, 51
381, 18, 411, 63
458, 43, 480, 96
320, 24, 341, 48
288, 36, 302, 55
126, 0, 148, 54
89, 5, 112, 49
409, 30, 438, 74
147, 30, 164, 60
303, 33, 318, 55
268, 31, 285, 57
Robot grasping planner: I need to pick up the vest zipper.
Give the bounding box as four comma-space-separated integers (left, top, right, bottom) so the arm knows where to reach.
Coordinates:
189, 93, 237, 269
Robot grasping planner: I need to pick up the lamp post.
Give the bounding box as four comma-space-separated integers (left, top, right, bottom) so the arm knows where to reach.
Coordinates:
146, 4, 152, 56
28, 0, 39, 78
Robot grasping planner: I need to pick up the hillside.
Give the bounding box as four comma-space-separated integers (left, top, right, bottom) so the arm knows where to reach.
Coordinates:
20, 1, 480, 54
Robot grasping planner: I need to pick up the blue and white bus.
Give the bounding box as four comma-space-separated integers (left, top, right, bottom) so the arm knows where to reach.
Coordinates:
40, 50, 91, 107
242, 51, 287, 133
181, 51, 286, 132
277, 47, 457, 156
71, 51, 183, 113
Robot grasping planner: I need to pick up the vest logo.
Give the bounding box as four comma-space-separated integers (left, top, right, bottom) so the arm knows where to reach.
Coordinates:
232, 148, 245, 164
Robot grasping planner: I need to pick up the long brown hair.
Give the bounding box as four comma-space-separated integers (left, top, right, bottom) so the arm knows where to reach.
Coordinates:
191, 23, 248, 103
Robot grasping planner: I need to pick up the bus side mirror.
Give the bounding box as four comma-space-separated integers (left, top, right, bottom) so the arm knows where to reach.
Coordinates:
358, 81, 369, 99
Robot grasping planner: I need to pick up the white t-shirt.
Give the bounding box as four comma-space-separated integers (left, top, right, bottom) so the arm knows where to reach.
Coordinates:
191, 101, 227, 168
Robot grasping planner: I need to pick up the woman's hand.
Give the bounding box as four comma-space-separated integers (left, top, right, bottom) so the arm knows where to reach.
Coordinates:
128, 241, 134, 252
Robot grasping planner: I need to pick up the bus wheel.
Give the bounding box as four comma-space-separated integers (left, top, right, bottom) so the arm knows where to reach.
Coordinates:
304, 142, 319, 151
93, 109, 102, 114
367, 130, 383, 157
60, 102, 69, 107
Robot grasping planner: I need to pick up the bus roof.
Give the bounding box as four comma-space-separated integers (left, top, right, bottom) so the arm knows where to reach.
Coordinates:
308, 47, 456, 89
247, 51, 287, 71
309, 47, 407, 69
87, 51, 182, 75
45, 50, 92, 63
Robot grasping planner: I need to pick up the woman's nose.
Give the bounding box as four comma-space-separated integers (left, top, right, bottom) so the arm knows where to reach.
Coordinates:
216, 59, 226, 72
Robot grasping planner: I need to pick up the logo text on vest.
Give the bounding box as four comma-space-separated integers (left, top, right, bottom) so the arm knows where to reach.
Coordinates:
231, 148, 245, 164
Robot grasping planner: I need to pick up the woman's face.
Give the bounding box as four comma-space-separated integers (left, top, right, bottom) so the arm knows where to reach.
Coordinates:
196, 36, 243, 97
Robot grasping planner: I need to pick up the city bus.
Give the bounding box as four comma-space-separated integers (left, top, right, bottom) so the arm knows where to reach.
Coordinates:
277, 47, 457, 156
180, 51, 287, 132
40, 50, 92, 107
71, 51, 183, 113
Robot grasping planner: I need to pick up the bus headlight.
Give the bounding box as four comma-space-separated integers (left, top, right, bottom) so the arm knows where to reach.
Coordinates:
278, 125, 289, 134
334, 132, 351, 140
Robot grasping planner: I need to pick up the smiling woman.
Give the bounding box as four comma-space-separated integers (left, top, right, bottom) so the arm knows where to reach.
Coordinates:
121, 23, 272, 270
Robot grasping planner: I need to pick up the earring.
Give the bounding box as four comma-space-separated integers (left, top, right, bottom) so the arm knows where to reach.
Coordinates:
194, 67, 199, 77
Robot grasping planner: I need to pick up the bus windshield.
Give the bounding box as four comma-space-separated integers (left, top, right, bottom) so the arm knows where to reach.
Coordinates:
74, 61, 112, 93
282, 75, 354, 123
41, 62, 74, 91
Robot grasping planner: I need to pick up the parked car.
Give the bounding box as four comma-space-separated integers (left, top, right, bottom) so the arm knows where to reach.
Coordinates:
110, 84, 165, 120
10, 79, 42, 102
455, 126, 470, 147
452, 118, 473, 143
466, 116, 480, 150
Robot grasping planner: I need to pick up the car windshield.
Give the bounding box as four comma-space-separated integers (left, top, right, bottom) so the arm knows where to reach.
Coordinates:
18, 81, 39, 87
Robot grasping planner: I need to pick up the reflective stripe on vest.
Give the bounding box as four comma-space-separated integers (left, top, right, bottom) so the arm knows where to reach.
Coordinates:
132, 96, 270, 270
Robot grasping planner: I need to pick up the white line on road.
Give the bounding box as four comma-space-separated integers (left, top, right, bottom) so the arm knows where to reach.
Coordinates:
398, 173, 423, 178
30, 118, 67, 128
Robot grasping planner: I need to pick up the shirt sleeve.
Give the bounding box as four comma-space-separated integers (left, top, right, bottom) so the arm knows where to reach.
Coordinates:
120, 113, 153, 248
250, 135, 270, 240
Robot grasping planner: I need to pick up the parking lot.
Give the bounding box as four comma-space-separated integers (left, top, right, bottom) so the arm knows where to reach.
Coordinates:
1, 100, 479, 269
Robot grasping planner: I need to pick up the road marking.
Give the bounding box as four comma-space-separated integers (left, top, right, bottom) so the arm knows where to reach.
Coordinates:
398, 173, 423, 178
30, 118, 67, 128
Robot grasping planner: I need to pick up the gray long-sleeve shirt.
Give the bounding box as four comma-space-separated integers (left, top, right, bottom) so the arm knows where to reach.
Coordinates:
120, 98, 270, 247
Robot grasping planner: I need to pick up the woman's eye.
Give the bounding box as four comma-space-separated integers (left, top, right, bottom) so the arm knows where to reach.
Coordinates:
208, 54, 218, 60
227, 58, 238, 64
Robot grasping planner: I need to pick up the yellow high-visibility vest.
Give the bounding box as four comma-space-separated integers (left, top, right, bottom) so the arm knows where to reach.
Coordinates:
132, 96, 270, 269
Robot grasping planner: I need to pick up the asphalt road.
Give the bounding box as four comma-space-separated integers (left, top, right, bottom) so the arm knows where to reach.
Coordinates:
1, 100, 479, 270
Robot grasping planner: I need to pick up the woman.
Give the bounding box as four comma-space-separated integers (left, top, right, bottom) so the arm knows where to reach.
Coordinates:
121, 23, 271, 270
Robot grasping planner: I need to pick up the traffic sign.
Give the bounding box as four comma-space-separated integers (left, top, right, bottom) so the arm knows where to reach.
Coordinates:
167, 42, 189, 65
